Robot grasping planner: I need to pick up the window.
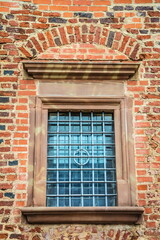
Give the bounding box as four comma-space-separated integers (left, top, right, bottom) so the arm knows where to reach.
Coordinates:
21, 61, 144, 224
47, 111, 116, 207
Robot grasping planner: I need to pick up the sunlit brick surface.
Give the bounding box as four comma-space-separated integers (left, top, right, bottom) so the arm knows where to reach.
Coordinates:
0, 0, 160, 239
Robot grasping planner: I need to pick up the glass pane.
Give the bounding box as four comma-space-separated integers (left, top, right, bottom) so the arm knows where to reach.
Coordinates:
59, 183, 69, 195
59, 197, 69, 207
59, 135, 69, 144
82, 123, 91, 132
83, 171, 92, 181
107, 170, 116, 181
71, 123, 80, 132
82, 113, 90, 120
47, 171, 56, 181
71, 171, 81, 181
84, 197, 93, 206
94, 170, 105, 181
59, 146, 69, 156
94, 158, 104, 168
59, 123, 69, 132
106, 158, 115, 168
47, 184, 57, 194
47, 111, 117, 207
95, 196, 105, 206
58, 158, 69, 168
107, 183, 116, 194
104, 123, 114, 132
71, 134, 80, 144
93, 134, 103, 144
83, 183, 92, 194
108, 196, 117, 206
93, 112, 102, 121
105, 134, 114, 143
71, 183, 81, 194
48, 158, 56, 168
48, 112, 57, 121
48, 134, 57, 144
48, 123, 57, 132
47, 197, 57, 206
104, 113, 113, 121
71, 197, 81, 206
94, 183, 105, 194
93, 122, 103, 132
59, 112, 69, 121
48, 146, 57, 156
59, 171, 69, 181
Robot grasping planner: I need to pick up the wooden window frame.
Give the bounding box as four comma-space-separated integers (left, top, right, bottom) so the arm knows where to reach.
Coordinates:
22, 96, 144, 224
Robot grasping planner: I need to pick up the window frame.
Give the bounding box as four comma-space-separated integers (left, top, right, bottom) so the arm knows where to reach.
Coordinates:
28, 96, 135, 207
22, 96, 144, 224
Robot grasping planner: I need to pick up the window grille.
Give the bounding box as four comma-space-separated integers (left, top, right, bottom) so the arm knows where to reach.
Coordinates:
47, 111, 117, 207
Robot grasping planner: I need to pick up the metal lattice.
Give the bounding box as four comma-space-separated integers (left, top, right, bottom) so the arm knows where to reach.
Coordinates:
46, 111, 117, 207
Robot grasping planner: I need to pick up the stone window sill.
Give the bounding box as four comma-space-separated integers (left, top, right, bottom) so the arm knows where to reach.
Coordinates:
21, 206, 144, 224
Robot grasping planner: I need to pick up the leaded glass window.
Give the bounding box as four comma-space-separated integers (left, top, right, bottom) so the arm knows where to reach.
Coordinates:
47, 111, 117, 207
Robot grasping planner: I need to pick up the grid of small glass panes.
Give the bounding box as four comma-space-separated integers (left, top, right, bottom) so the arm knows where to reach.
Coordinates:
47, 111, 117, 207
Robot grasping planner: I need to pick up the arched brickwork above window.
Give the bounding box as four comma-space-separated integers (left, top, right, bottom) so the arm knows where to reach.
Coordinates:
17, 24, 141, 61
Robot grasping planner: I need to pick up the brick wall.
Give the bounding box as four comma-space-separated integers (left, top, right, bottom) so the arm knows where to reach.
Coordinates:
0, 0, 160, 239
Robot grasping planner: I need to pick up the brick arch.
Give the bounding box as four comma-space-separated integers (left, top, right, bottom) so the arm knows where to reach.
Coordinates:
18, 24, 141, 60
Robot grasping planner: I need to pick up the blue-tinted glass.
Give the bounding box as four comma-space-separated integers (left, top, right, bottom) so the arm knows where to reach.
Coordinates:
94, 183, 105, 194
104, 113, 113, 121
71, 183, 81, 194
47, 184, 57, 194
83, 183, 93, 194
82, 123, 91, 132
107, 183, 116, 194
48, 146, 57, 156
71, 113, 80, 120
48, 134, 57, 144
71, 134, 80, 143
71, 171, 81, 181
82, 113, 90, 120
104, 123, 114, 132
59, 123, 69, 132
47, 171, 56, 181
71, 123, 80, 132
108, 196, 117, 206
71, 197, 81, 206
84, 197, 93, 206
47, 111, 117, 207
59, 171, 69, 181
59, 197, 69, 207
59, 183, 69, 195
82, 134, 91, 144
59, 146, 69, 156
48, 113, 57, 121
47, 197, 57, 206
94, 158, 104, 168
106, 146, 115, 155
93, 113, 102, 121
93, 122, 103, 132
48, 158, 56, 168
59, 158, 69, 168
94, 171, 105, 181
93, 134, 103, 143
105, 134, 114, 143
95, 196, 105, 206
48, 123, 57, 132
59, 112, 69, 121
106, 158, 115, 168
83, 171, 92, 181
107, 171, 116, 181
94, 145, 103, 156
59, 135, 69, 144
